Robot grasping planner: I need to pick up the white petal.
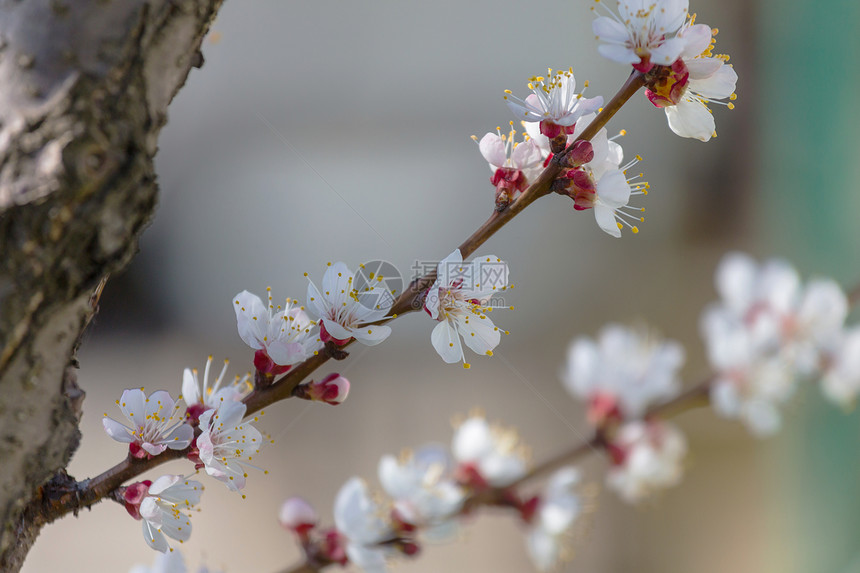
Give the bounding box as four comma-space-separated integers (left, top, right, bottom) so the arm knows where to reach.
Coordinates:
451, 417, 493, 463
148, 475, 182, 496
306, 280, 328, 319
163, 423, 194, 450
690, 64, 737, 99
686, 56, 723, 80
679, 24, 714, 59
431, 320, 464, 364
145, 391, 175, 420
266, 340, 309, 366
595, 169, 631, 207
457, 314, 500, 356
715, 252, 757, 315
562, 338, 599, 398
510, 139, 542, 170
142, 519, 169, 553
665, 97, 715, 141
597, 43, 639, 65
478, 133, 506, 168
233, 290, 267, 350
181, 368, 199, 405
592, 16, 631, 43
119, 388, 147, 427
320, 317, 354, 341
593, 204, 621, 237
436, 250, 464, 284
469, 254, 508, 292
526, 527, 559, 572
506, 99, 543, 122
351, 324, 392, 346
649, 36, 686, 66
102, 417, 134, 443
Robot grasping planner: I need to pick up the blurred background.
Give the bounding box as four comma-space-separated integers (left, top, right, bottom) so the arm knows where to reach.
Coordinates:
21, 0, 860, 571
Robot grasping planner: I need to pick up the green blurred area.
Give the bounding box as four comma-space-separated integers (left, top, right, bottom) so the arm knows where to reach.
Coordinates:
759, 1, 860, 571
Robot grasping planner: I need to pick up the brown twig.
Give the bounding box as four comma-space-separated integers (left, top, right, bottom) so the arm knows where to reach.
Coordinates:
30, 70, 648, 530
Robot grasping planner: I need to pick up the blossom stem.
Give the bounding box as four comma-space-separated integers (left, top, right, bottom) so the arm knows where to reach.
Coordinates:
277, 376, 711, 573
32, 70, 649, 528
510, 377, 712, 489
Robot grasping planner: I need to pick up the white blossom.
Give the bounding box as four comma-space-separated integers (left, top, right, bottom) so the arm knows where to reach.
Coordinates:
307, 262, 393, 346
504, 68, 603, 138
423, 250, 510, 367
139, 476, 204, 553
527, 114, 649, 237
821, 326, 860, 408
334, 477, 394, 573
702, 305, 796, 436
591, 0, 698, 72
451, 416, 528, 488
654, 22, 737, 141
563, 324, 684, 423
606, 420, 686, 503
197, 400, 263, 492
378, 444, 465, 535
525, 467, 582, 571
103, 389, 193, 458
233, 288, 320, 371
702, 253, 849, 434
279, 497, 318, 532
181, 356, 251, 422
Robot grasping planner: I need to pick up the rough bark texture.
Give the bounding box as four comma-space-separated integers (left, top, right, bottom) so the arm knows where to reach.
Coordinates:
0, 0, 223, 570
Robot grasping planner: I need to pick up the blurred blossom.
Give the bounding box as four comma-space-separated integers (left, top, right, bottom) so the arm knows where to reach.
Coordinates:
524, 467, 582, 571
562, 324, 684, 425
606, 420, 687, 503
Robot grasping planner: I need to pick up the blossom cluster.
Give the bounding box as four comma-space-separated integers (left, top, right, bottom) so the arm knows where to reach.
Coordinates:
237, 251, 513, 370
563, 324, 688, 502
592, 0, 737, 141
280, 415, 582, 572
102, 357, 264, 551
492, 69, 648, 237
701, 252, 856, 435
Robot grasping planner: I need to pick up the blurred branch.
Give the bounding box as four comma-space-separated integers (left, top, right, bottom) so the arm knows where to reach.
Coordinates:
278, 375, 712, 573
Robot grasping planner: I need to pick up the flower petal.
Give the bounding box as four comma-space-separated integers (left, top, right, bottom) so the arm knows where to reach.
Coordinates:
431, 320, 464, 364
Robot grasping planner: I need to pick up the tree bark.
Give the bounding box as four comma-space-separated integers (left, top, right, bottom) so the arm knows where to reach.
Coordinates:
0, 0, 223, 569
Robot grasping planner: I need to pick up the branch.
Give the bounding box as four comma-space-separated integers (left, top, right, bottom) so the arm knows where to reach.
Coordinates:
26, 67, 648, 546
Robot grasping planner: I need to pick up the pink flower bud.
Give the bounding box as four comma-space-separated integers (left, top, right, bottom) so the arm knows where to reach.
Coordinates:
279, 497, 318, 537
122, 480, 152, 519
563, 140, 594, 168
293, 373, 351, 405
315, 373, 350, 405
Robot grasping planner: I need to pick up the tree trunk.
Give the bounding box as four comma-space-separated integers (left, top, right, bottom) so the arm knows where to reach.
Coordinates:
0, 0, 223, 569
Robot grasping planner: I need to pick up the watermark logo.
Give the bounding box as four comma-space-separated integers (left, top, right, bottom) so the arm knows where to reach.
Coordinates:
411, 258, 508, 291
353, 260, 402, 311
